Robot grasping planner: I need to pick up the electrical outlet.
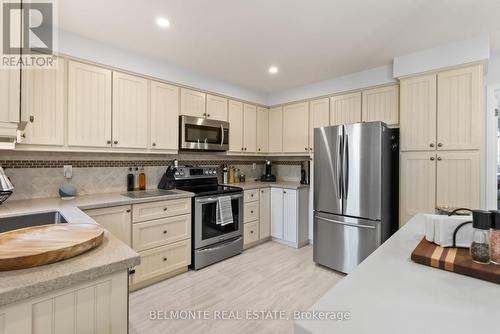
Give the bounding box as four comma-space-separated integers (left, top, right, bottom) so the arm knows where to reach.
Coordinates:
63, 165, 73, 179
252, 163, 256, 170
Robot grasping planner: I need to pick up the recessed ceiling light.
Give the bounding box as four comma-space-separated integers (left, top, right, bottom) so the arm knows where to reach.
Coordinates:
156, 17, 170, 28
268, 66, 279, 74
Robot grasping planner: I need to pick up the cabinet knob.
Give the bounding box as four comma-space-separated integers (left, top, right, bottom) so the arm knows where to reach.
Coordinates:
258, 148, 261, 151
114, 140, 118, 144
107, 140, 111, 144
207, 114, 211, 117
163, 230, 167, 234
437, 143, 443, 147
126, 209, 131, 213
241, 147, 244, 151
163, 257, 167, 262
429, 143, 435, 148
129, 269, 136, 275
251, 210, 254, 214
305, 147, 308, 151
29, 115, 34, 123
430, 157, 435, 161
437, 157, 442, 161
251, 194, 254, 197
250, 230, 254, 234
21, 133, 26, 138
152, 142, 156, 147
309, 148, 312, 151
163, 207, 168, 211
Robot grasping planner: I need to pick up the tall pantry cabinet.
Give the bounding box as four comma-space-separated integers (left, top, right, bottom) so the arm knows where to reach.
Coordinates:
399, 64, 483, 226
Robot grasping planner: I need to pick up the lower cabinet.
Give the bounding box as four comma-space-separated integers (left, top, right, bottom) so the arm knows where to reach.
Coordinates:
270, 187, 309, 248
84, 205, 132, 246
243, 188, 271, 249
0, 271, 128, 334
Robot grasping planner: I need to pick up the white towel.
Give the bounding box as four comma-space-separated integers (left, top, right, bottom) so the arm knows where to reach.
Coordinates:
216, 196, 233, 226
423, 214, 473, 248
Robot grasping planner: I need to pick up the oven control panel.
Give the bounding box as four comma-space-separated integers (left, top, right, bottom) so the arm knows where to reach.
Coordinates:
174, 167, 218, 179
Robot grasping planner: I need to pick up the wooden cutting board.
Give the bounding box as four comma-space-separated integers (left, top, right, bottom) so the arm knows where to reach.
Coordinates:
0, 223, 104, 271
411, 238, 500, 284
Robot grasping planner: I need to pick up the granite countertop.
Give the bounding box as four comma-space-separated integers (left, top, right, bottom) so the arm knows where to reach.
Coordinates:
224, 180, 309, 190
295, 214, 500, 334
0, 189, 193, 307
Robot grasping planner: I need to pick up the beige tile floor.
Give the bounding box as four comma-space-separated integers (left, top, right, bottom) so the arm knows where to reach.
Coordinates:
129, 241, 344, 334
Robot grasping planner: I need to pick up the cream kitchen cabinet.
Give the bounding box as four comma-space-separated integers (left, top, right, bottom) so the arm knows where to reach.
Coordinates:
0, 67, 21, 139
206, 94, 228, 121
259, 188, 271, 239
228, 100, 244, 152
268, 106, 283, 153
243, 103, 257, 153
112, 72, 148, 149
243, 187, 270, 249
400, 74, 437, 151
437, 65, 482, 151
270, 187, 309, 248
150, 81, 179, 150
283, 102, 309, 153
362, 85, 399, 126
309, 98, 330, 152
257, 107, 269, 153
67, 61, 112, 148
330, 92, 361, 126
84, 205, 132, 246
180, 88, 206, 118
19, 60, 65, 146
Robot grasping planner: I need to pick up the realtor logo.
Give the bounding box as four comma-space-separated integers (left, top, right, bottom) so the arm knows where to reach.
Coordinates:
1, 0, 57, 68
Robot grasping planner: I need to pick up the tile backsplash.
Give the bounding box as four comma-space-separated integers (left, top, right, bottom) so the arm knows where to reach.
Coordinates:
2, 152, 304, 201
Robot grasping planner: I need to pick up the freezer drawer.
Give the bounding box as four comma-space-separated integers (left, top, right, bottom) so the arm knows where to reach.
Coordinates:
313, 212, 381, 273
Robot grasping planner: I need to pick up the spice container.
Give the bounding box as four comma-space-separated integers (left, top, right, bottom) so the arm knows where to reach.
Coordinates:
139, 166, 146, 191
470, 210, 491, 264
490, 210, 500, 265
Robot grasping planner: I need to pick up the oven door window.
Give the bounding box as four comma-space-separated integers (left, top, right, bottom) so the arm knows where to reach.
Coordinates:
185, 124, 222, 144
201, 198, 240, 240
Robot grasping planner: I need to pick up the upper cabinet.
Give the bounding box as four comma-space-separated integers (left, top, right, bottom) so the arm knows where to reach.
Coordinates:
309, 98, 330, 152
257, 107, 269, 153
330, 92, 361, 126
180, 88, 206, 118
268, 106, 283, 153
362, 85, 399, 126
150, 81, 179, 150
283, 102, 309, 153
67, 61, 112, 148
0, 67, 20, 138
228, 100, 244, 152
437, 65, 482, 150
19, 59, 65, 146
400, 74, 437, 151
112, 72, 148, 149
243, 103, 257, 153
206, 94, 228, 121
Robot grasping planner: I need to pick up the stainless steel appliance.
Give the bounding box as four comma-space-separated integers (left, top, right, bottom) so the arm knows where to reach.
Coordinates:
313, 122, 399, 273
260, 160, 276, 182
166, 166, 243, 270
179, 115, 229, 151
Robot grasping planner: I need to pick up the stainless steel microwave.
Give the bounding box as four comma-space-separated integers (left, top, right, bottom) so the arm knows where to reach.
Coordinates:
179, 115, 229, 151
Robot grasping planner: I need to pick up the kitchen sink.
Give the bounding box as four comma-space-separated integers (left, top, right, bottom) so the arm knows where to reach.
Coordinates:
0, 211, 68, 233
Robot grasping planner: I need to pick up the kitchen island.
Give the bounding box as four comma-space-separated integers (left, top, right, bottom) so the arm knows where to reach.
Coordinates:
295, 214, 500, 334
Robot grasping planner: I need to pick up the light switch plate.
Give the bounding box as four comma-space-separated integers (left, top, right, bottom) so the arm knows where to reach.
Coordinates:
252, 163, 256, 170
63, 165, 73, 179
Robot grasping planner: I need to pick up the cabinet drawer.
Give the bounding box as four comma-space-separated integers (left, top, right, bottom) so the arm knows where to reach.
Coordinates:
132, 214, 191, 251
131, 239, 191, 285
244, 221, 259, 245
244, 189, 260, 203
244, 201, 260, 222
132, 198, 191, 223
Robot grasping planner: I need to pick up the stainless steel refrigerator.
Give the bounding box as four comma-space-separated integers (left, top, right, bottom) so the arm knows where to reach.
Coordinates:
313, 122, 399, 273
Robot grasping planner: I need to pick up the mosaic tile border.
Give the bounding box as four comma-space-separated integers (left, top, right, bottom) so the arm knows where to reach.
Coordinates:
0, 159, 303, 169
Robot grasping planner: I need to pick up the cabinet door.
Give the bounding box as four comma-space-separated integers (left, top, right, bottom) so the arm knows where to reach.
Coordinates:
283, 189, 298, 243
0, 67, 20, 124
436, 151, 480, 210
228, 100, 244, 152
270, 188, 283, 239
399, 152, 436, 226
259, 188, 271, 239
362, 85, 399, 126
206, 94, 228, 121
257, 107, 269, 153
400, 74, 437, 151
180, 88, 205, 118
20, 60, 65, 145
437, 65, 482, 150
309, 98, 330, 152
150, 81, 179, 150
84, 205, 132, 246
283, 102, 309, 153
243, 103, 257, 153
67, 61, 112, 147
330, 92, 361, 125
268, 106, 283, 153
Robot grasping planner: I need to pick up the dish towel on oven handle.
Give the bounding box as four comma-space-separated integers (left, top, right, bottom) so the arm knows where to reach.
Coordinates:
216, 196, 233, 226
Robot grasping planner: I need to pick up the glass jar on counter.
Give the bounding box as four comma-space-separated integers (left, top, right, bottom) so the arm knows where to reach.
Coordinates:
470, 210, 491, 264
490, 210, 500, 265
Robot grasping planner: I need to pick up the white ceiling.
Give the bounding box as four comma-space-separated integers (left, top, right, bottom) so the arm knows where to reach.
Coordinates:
59, 0, 500, 94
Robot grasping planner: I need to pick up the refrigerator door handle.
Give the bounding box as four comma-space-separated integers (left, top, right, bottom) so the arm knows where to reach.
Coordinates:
315, 215, 377, 229
343, 133, 349, 199
336, 134, 342, 199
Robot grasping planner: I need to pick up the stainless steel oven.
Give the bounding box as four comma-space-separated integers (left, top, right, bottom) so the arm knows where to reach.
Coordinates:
179, 115, 229, 151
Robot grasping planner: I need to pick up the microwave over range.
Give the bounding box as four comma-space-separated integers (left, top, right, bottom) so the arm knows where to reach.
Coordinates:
179, 115, 229, 151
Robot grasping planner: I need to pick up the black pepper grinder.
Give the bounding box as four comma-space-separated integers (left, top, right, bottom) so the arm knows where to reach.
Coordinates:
470, 210, 491, 264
